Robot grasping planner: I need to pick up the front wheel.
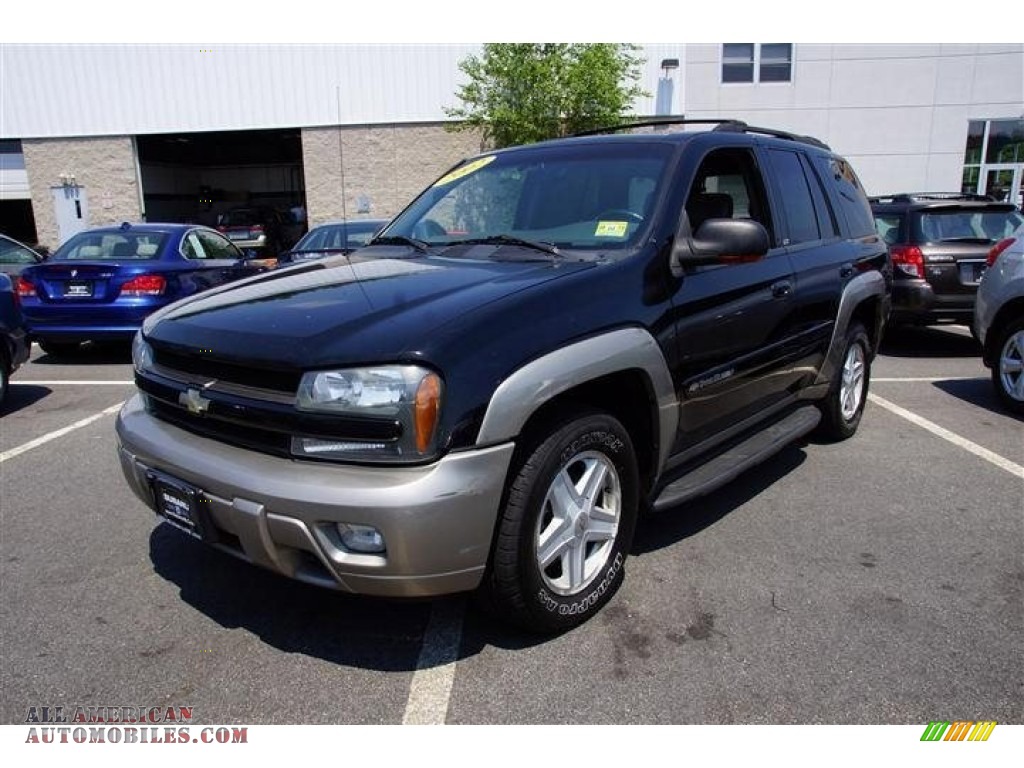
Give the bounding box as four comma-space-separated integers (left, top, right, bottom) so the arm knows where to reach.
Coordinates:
817, 322, 871, 441
480, 410, 639, 633
991, 317, 1024, 416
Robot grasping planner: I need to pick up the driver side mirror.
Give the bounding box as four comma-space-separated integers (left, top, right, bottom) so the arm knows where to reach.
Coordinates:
672, 218, 770, 270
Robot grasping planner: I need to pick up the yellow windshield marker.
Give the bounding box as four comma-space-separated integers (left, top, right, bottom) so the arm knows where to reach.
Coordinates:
595, 221, 629, 238
433, 156, 497, 187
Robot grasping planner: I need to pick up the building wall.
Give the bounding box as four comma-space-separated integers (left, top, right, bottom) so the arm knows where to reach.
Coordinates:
22, 136, 142, 250
301, 123, 485, 226
683, 43, 1024, 195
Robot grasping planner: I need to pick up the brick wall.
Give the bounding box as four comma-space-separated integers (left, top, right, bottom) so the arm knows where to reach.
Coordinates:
22, 136, 142, 251
302, 123, 484, 227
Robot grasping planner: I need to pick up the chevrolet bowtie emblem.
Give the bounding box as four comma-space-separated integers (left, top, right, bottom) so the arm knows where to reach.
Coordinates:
179, 387, 211, 416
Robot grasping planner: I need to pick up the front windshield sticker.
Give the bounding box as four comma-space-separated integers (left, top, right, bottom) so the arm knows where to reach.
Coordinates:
432, 155, 497, 187
595, 221, 629, 238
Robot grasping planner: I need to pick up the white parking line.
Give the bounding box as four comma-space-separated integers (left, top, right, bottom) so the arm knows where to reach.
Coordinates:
868, 394, 1024, 479
0, 402, 124, 464
873, 377, 982, 383
402, 598, 465, 725
16, 380, 134, 385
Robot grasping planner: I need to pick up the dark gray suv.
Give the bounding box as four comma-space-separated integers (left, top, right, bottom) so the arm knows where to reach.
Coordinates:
870, 193, 1023, 328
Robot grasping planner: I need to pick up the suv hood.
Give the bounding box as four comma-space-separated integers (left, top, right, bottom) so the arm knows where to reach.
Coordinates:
144, 250, 593, 367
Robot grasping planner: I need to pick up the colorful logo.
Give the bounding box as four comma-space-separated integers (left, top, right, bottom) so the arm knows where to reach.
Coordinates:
920, 721, 997, 742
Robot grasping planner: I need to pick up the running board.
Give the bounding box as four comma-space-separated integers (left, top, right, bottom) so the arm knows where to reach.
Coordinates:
652, 406, 821, 512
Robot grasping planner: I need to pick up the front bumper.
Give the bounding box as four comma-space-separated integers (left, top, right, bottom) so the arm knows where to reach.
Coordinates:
116, 394, 514, 597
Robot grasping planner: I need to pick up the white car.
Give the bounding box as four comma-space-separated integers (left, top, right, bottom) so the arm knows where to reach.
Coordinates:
974, 222, 1024, 415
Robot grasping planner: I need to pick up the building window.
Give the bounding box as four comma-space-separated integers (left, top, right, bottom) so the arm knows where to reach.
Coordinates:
961, 118, 1024, 207
722, 44, 755, 83
722, 44, 792, 84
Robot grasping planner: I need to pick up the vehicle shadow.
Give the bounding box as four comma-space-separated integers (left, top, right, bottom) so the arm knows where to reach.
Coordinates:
631, 442, 808, 556
880, 325, 980, 359
148, 525, 445, 672
31, 342, 132, 366
1, 384, 52, 416
932, 377, 1020, 418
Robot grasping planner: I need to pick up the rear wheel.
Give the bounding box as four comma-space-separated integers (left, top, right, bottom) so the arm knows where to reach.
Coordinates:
817, 322, 871, 441
0, 352, 9, 407
480, 409, 638, 633
38, 340, 81, 357
991, 317, 1024, 416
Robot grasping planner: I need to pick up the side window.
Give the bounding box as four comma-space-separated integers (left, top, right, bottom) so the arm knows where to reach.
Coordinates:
766, 149, 820, 244
800, 153, 839, 239
181, 232, 206, 260
873, 214, 902, 245
685, 147, 775, 244
814, 155, 876, 237
196, 230, 241, 260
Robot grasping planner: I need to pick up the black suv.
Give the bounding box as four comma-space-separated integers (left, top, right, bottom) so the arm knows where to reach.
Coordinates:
869, 193, 1023, 327
117, 120, 891, 632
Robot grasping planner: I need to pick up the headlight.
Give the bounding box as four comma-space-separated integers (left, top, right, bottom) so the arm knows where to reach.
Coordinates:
293, 365, 443, 463
132, 332, 154, 374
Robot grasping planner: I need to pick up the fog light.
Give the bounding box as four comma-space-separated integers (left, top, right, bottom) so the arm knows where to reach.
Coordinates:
337, 523, 386, 554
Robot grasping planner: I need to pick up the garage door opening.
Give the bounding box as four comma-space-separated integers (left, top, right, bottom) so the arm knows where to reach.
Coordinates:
135, 129, 306, 235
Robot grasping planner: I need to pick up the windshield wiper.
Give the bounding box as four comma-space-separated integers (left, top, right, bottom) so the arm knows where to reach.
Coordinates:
445, 235, 560, 257
367, 235, 430, 254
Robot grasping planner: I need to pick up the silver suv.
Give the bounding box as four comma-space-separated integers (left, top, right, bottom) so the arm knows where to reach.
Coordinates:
974, 222, 1024, 415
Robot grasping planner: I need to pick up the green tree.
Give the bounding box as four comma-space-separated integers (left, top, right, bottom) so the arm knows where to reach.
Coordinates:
445, 44, 648, 149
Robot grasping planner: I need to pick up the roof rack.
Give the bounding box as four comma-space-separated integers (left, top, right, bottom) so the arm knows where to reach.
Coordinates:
868, 192, 996, 204
571, 118, 830, 150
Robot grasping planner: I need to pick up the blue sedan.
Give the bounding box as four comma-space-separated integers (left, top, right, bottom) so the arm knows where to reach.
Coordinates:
17, 222, 267, 355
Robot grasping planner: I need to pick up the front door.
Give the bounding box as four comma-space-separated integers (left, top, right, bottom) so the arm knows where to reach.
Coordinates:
51, 185, 89, 245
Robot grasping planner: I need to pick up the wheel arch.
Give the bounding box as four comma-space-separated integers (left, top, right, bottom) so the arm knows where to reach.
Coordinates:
475, 327, 677, 492
983, 299, 1024, 366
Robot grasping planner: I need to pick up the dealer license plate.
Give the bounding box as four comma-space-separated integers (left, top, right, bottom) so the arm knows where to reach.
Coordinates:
150, 473, 204, 540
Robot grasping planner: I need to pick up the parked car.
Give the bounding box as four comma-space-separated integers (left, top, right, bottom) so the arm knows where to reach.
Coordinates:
117, 119, 891, 632
278, 219, 388, 264
0, 233, 45, 277
974, 223, 1024, 415
17, 222, 268, 356
870, 193, 1023, 328
0, 272, 31, 408
216, 206, 300, 259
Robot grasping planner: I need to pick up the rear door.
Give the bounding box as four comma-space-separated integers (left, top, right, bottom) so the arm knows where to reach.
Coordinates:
762, 147, 869, 378
177, 229, 252, 293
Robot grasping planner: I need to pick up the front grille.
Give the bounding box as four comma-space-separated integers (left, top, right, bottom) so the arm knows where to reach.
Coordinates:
152, 347, 301, 393
149, 398, 292, 457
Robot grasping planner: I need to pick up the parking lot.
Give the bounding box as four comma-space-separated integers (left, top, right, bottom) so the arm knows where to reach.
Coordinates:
1, 325, 1021, 727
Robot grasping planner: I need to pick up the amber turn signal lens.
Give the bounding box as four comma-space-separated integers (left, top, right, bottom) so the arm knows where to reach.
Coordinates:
414, 373, 442, 453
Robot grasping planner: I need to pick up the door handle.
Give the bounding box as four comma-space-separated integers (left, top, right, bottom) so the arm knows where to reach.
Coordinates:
771, 281, 792, 299
840, 263, 855, 278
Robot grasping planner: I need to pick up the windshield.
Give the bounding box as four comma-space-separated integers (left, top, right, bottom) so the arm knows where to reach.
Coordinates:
382, 142, 674, 253
52, 232, 168, 261
915, 209, 1024, 242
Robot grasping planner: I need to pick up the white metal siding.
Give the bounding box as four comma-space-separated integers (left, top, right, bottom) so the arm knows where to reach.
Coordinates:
1, 44, 681, 139
683, 43, 1024, 195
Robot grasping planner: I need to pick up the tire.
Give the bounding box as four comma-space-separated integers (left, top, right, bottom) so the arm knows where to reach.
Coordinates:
480, 409, 639, 633
817, 322, 871, 441
991, 317, 1024, 416
38, 340, 80, 357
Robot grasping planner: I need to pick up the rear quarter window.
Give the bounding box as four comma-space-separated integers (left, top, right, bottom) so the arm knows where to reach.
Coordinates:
814, 156, 876, 237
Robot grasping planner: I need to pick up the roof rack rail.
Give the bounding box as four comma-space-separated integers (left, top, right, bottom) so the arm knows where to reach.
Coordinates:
571, 118, 830, 150
712, 121, 831, 150
867, 192, 996, 204
571, 118, 746, 137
